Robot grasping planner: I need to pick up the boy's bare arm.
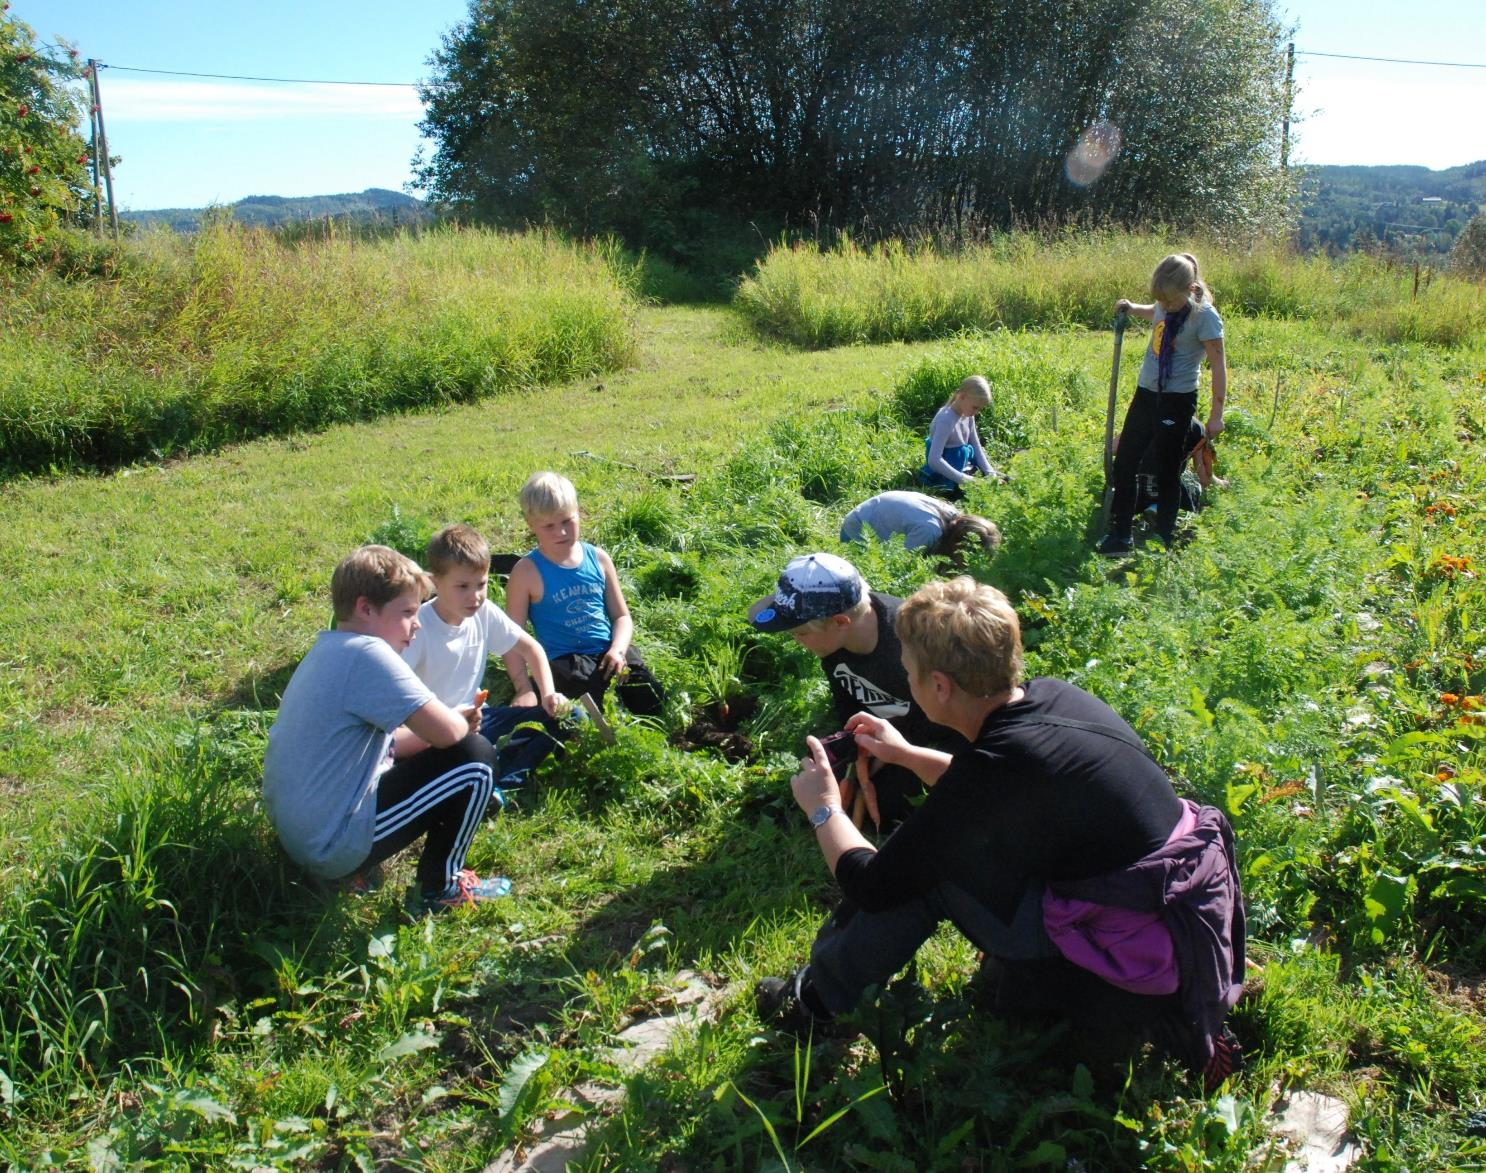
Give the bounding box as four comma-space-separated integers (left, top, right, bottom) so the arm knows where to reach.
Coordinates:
596, 546, 632, 677
503, 557, 538, 627
503, 632, 561, 714
396, 698, 479, 758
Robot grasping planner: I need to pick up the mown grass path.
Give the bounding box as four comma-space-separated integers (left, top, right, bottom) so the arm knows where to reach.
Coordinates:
0, 306, 927, 845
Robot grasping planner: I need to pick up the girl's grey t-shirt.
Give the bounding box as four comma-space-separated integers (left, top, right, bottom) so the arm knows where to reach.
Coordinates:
1136, 301, 1223, 393
840, 491, 956, 551
263, 630, 433, 879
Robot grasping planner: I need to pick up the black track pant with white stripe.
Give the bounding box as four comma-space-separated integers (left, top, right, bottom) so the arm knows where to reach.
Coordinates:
364, 733, 497, 898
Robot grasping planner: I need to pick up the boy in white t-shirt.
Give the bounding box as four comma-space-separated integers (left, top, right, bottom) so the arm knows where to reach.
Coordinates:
402, 524, 565, 789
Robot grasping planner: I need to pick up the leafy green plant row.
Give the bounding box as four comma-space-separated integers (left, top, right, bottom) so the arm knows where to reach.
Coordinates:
0, 224, 640, 475
734, 231, 1486, 348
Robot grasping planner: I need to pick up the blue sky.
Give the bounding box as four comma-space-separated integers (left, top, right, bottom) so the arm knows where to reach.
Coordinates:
14, 0, 1486, 211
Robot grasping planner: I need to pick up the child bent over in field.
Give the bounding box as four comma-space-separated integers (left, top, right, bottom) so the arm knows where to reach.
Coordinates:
262, 545, 510, 914
505, 471, 666, 716
402, 523, 565, 790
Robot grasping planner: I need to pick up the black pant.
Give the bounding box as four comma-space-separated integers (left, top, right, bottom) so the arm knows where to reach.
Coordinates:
480, 703, 563, 785
863, 762, 926, 831
365, 734, 497, 897
551, 649, 665, 717
1109, 388, 1198, 539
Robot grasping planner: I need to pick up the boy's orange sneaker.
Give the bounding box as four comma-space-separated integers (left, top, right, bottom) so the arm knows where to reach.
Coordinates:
411, 869, 512, 915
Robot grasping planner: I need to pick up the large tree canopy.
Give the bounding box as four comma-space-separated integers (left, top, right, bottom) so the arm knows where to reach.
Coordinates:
416, 0, 1294, 242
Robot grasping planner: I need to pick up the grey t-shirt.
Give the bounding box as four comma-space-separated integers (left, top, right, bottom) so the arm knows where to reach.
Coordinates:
840, 491, 957, 551
263, 630, 433, 879
1135, 301, 1223, 394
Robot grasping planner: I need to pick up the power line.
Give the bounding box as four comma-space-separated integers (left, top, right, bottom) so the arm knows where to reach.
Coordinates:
101, 63, 430, 88
1297, 50, 1486, 70
82, 48, 1486, 91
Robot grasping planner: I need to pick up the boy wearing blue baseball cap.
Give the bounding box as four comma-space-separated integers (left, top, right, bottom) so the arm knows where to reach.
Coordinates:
750, 553, 943, 829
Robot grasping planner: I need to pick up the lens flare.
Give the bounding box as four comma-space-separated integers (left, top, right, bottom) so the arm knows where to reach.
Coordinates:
1065, 122, 1122, 187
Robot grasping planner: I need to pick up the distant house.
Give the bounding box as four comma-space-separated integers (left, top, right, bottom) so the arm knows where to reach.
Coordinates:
1421, 196, 1444, 203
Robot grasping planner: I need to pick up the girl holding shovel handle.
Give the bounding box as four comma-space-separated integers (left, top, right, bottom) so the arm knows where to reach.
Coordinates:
1097, 253, 1227, 556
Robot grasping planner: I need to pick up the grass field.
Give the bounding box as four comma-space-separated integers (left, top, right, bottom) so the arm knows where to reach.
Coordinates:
1, 236, 1485, 1169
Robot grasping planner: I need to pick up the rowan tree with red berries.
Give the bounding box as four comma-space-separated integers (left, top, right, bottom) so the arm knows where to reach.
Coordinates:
1, 7, 90, 262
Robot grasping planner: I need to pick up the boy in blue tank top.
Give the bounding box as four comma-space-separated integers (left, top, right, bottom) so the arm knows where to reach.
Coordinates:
505, 471, 666, 716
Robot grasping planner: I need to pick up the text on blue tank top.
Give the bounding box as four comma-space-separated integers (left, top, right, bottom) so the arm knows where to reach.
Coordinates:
528, 543, 612, 657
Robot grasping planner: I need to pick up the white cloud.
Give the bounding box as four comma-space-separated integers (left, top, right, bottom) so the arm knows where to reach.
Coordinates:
99, 78, 425, 123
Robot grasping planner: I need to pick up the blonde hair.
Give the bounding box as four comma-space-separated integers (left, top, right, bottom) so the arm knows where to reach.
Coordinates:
950, 374, 992, 409
1150, 252, 1212, 305
935, 512, 1002, 560
426, 523, 490, 576
896, 577, 1022, 698
519, 471, 579, 521
331, 545, 430, 622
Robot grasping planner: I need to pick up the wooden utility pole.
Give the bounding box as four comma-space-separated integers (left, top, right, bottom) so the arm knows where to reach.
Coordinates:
1281, 41, 1294, 171
88, 64, 103, 233
87, 60, 119, 241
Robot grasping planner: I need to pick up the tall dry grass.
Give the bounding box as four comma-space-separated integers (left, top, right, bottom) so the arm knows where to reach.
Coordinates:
734, 231, 1486, 348
0, 224, 640, 473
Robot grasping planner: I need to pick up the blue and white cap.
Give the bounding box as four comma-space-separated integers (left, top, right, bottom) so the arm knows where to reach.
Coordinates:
751, 553, 865, 632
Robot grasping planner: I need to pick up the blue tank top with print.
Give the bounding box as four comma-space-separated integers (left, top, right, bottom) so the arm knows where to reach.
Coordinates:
526, 542, 611, 658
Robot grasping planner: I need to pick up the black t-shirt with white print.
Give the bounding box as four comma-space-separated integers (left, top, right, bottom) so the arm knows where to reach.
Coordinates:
820, 592, 945, 745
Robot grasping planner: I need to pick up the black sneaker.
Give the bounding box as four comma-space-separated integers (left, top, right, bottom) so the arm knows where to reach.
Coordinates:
755, 969, 842, 1038
1096, 532, 1134, 557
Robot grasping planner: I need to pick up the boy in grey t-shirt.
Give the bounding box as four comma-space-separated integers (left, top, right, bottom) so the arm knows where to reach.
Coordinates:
262, 545, 511, 913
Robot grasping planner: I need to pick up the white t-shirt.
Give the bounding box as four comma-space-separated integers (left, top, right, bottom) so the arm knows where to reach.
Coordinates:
402, 599, 523, 707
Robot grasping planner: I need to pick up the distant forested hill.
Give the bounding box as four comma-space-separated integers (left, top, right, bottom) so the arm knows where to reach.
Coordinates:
1298, 161, 1486, 257
119, 166, 1485, 259
122, 188, 429, 233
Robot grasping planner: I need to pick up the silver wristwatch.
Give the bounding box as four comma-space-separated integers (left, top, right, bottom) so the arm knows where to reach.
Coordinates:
809, 803, 842, 828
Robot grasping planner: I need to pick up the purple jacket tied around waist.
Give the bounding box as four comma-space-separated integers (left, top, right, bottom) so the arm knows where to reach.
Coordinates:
1047, 800, 1245, 1069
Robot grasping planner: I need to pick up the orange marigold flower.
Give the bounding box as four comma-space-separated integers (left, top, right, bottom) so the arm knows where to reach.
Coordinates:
1440, 693, 1461, 706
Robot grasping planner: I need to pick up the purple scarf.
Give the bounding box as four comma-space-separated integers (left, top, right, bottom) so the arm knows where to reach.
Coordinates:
1156, 302, 1193, 392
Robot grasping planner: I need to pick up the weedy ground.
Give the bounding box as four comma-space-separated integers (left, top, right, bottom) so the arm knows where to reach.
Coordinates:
1, 234, 1484, 1170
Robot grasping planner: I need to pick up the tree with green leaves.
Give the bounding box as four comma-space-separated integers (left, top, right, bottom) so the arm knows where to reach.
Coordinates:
1450, 211, 1486, 279
1, 6, 90, 262
415, 0, 1296, 245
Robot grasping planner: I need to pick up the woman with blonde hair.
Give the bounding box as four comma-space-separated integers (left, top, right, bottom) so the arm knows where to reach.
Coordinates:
759, 577, 1246, 1089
